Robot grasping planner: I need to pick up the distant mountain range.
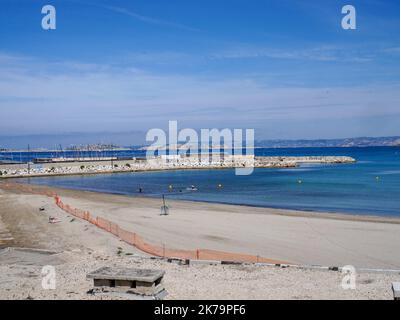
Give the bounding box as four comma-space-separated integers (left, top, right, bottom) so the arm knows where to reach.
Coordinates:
256, 136, 400, 148
1, 134, 400, 151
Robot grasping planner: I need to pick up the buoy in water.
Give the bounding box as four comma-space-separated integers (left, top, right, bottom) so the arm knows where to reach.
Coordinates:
298, 180, 302, 184
218, 184, 223, 188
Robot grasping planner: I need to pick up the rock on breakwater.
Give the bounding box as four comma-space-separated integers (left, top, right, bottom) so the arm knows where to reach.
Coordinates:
0, 156, 356, 179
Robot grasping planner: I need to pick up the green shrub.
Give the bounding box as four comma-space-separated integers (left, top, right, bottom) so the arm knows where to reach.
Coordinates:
80, 165, 85, 170
125, 163, 131, 168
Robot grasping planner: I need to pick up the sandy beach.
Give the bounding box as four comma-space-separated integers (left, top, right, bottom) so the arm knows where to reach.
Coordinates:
1, 184, 400, 300
47, 186, 400, 269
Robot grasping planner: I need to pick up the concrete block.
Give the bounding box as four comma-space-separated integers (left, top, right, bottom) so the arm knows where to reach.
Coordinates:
87, 267, 165, 296
190, 259, 221, 266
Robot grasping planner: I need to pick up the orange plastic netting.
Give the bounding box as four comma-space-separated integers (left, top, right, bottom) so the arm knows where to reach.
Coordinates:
0, 182, 284, 264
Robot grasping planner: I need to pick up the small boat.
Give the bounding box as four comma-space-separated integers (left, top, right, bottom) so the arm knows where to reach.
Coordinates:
186, 185, 198, 191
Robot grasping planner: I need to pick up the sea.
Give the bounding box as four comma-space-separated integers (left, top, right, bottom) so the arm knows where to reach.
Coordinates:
7, 147, 400, 217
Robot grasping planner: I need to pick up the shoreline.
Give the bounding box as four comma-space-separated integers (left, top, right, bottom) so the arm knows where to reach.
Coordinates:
6, 173, 400, 223
45, 187, 400, 224
2, 183, 400, 269
4, 181, 400, 225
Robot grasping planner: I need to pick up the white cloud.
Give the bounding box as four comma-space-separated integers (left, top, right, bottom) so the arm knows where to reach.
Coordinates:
0, 53, 399, 138
209, 45, 374, 63
100, 5, 199, 32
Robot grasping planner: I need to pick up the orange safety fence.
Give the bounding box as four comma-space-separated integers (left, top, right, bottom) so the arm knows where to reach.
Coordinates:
0, 182, 286, 264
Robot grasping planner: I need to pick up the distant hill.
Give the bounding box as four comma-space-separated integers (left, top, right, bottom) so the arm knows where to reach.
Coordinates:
1, 134, 400, 151
256, 136, 400, 148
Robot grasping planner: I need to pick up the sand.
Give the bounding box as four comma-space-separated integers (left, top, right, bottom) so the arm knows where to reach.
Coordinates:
52, 187, 400, 269
0, 186, 399, 300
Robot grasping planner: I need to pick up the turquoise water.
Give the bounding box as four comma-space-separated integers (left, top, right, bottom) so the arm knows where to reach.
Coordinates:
20, 147, 400, 217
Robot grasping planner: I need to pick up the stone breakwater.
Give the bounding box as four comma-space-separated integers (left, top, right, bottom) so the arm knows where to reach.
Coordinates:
0, 156, 355, 178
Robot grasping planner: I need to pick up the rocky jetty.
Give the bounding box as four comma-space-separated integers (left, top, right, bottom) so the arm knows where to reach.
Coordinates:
0, 156, 356, 178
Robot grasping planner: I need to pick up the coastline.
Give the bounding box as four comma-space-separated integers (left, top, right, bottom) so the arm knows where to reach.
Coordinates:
20, 182, 400, 224
4, 178, 400, 223
2, 183, 400, 269
9, 160, 400, 220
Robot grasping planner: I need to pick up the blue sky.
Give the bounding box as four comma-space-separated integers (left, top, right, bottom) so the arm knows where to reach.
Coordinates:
1, 0, 400, 146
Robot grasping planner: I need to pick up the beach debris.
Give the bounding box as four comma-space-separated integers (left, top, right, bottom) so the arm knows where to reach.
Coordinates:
48, 216, 61, 224
86, 267, 167, 299
167, 258, 189, 265
392, 282, 400, 300
39, 207, 45, 212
